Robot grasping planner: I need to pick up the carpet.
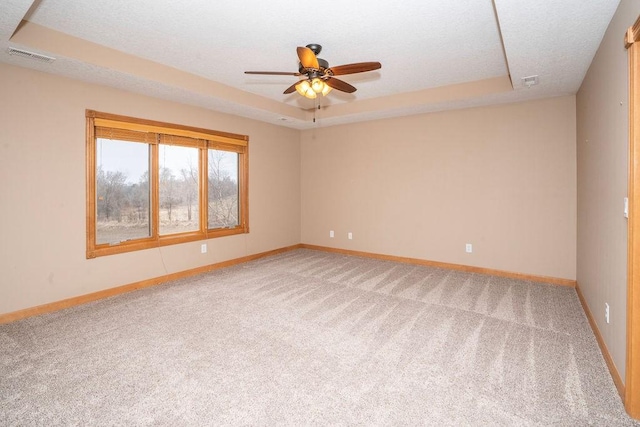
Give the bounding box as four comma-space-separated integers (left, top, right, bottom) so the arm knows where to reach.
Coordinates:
1, 249, 637, 425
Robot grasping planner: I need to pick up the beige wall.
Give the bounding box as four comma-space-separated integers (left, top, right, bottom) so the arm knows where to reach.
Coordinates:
0, 63, 301, 315
0, 61, 578, 317
576, 0, 640, 382
301, 96, 577, 280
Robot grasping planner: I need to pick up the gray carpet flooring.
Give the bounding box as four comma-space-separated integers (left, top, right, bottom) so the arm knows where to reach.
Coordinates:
1, 249, 638, 426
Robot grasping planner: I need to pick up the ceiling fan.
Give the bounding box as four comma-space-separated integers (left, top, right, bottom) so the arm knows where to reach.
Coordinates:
244, 44, 381, 99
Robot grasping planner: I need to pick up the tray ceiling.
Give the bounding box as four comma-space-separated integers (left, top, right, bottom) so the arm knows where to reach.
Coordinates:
0, 0, 620, 129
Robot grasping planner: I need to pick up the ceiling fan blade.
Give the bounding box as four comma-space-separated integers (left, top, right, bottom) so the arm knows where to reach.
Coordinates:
283, 82, 299, 94
325, 77, 357, 93
328, 62, 382, 76
245, 71, 301, 76
297, 46, 319, 69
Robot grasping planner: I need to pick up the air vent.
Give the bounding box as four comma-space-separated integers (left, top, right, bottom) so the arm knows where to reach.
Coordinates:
522, 75, 539, 88
7, 47, 56, 63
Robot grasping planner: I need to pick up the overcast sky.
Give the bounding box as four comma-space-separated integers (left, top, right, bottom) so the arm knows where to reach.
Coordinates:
97, 138, 236, 184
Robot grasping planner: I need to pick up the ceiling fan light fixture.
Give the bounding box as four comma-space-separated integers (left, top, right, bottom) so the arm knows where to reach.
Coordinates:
296, 79, 325, 99
295, 80, 310, 96
311, 78, 324, 93
304, 87, 317, 99
321, 84, 332, 96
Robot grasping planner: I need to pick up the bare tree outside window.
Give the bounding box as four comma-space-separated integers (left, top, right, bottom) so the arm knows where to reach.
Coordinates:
129, 171, 150, 223
95, 138, 151, 244
159, 145, 199, 235
180, 160, 198, 222
208, 149, 238, 229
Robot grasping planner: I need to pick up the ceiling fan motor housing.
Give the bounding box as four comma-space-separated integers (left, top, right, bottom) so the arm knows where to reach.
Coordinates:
299, 57, 329, 75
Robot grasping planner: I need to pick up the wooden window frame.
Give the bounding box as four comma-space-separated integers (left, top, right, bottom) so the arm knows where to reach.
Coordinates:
86, 110, 249, 258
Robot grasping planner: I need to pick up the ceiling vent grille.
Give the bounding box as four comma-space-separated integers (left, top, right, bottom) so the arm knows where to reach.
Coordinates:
7, 47, 56, 63
522, 75, 539, 88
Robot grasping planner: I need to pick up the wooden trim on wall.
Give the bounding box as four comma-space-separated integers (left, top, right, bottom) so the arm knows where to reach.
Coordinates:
88, 110, 248, 145
0, 244, 302, 325
85, 117, 96, 258
240, 145, 250, 234
625, 15, 640, 49
576, 282, 625, 399
2, 242, 580, 325
626, 15, 640, 419
300, 244, 576, 287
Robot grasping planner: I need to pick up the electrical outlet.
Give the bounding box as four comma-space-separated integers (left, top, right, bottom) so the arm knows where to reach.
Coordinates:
605, 303, 610, 324
348, 232, 353, 240
329, 230, 334, 238
465, 243, 472, 253
201, 243, 207, 254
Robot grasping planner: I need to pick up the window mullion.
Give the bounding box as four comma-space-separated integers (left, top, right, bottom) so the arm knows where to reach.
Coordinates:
151, 136, 160, 241
240, 151, 249, 233
200, 147, 208, 236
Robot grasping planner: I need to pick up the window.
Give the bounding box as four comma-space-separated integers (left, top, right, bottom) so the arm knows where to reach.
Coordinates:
86, 110, 248, 258
208, 149, 239, 229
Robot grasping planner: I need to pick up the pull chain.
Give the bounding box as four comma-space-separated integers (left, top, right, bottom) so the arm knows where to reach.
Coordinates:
313, 97, 317, 123
313, 100, 320, 123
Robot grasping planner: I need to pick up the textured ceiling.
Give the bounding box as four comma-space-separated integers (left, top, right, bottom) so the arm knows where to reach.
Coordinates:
0, 0, 621, 129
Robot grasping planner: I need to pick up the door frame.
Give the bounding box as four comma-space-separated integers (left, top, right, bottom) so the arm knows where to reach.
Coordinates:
625, 15, 640, 419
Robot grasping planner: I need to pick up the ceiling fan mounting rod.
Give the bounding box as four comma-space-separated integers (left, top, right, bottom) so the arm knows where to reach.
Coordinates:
306, 43, 322, 55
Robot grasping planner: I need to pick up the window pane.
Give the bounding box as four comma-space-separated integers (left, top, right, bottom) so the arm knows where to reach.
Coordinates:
96, 138, 150, 244
159, 145, 200, 235
208, 149, 239, 229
